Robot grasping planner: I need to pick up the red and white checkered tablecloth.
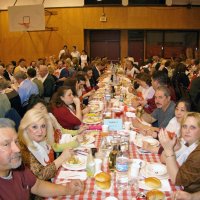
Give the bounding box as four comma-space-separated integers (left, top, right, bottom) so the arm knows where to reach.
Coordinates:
48, 132, 176, 200
47, 96, 177, 199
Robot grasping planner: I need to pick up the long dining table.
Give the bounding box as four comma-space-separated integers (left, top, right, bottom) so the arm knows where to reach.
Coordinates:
48, 74, 178, 200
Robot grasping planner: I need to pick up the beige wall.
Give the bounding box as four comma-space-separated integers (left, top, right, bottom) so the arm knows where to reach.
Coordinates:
0, 6, 200, 63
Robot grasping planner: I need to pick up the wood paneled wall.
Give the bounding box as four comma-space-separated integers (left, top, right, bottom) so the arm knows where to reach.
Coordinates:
0, 6, 200, 63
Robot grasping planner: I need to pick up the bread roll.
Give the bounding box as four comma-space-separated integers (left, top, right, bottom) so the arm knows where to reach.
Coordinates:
144, 177, 161, 189
95, 180, 111, 189
146, 189, 165, 200
95, 172, 111, 182
95, 172, 111, 190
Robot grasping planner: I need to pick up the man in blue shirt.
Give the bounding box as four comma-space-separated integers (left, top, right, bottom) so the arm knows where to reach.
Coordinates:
14, 71, 39, 107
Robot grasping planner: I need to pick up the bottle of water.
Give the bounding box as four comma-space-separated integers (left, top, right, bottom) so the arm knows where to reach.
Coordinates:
115, 148, 129, 190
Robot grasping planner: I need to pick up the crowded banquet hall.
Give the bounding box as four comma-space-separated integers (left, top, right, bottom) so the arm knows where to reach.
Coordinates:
1, 0, 200, 200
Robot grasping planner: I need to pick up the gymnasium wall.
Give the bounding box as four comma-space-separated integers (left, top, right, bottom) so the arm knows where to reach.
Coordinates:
0, 6, 200, 63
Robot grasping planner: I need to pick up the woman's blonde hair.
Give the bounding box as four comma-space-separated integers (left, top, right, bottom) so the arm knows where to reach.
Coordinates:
18, 108, 54, 149
180, 112, 200, 143
181, 112, 200, 128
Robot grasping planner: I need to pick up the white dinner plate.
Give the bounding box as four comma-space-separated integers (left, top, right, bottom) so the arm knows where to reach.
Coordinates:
89, 104, 101, 113
146, 163, 167, 176
117, 130, 131, 137
62, 155, 87, 170
140, 163, 169, 179
80, 135, 95, 146
83, 117, 102, 124
134, 135, 159, 148
89, 101, 104, 113
143, 137, 160, 146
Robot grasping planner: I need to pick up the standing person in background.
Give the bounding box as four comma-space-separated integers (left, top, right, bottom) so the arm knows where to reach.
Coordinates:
58, 45, 71, 60
58, 45, 67, 59
38, 65, 55, 103
71, 46, 80, 61
80, 50, 89, 69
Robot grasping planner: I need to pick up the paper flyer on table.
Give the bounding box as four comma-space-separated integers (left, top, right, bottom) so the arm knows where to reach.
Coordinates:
103, 119, 123, 131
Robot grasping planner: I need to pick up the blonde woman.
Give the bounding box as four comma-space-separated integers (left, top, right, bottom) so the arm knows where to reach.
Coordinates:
159, 112, 200, 193
27, 95, 87, 152
18, 109, 73, 181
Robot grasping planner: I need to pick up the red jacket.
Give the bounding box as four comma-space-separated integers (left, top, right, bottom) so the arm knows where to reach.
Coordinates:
51, 105, 81, 129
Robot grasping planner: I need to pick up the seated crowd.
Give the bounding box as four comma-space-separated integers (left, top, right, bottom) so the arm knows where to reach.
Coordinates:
0, 50, 200, 199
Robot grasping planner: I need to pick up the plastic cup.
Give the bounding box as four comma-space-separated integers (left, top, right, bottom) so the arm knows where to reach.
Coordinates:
94, 158, 102, 173
124, 121, 131, 130
129, 163, 140, 179
102, 124, 109, 132
129, 131, 137, 143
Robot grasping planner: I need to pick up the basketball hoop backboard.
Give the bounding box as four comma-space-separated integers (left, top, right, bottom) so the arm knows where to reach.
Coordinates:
8, 5, 45, 32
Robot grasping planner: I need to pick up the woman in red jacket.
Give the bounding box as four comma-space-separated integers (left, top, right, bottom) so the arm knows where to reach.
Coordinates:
50, 86, 82, 130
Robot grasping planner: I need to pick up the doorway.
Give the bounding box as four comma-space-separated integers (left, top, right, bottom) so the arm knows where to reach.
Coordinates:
128, 31, 144, 65
89, 30, 120, 62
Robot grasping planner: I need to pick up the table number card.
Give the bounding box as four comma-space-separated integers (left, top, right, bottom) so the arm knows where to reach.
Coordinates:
103, 119, 123, 131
